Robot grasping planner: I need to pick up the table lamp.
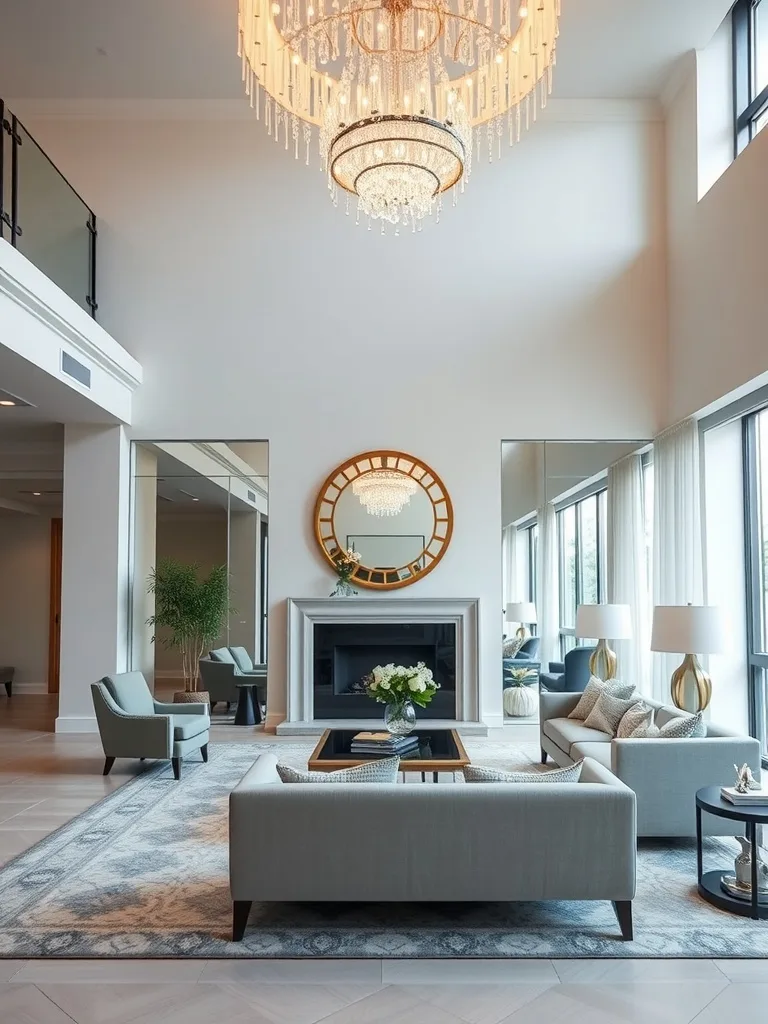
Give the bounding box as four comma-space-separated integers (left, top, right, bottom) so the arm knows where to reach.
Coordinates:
650, 605, 723, 712
505, 602, 538, 641
575, 603, 633, 680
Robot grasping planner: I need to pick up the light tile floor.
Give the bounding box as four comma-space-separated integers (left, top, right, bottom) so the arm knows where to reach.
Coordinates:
0, 694, 765, 1023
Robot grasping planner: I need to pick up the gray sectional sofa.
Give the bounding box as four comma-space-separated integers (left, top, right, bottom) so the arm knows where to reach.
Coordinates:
540, 692, 762, 837
229, 752, 637, 942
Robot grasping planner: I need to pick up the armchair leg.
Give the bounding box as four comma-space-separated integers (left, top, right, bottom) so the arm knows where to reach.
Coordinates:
541, 748, 548, 765
4, 681, 11, 698
233, 900, 252, 941
612, 900, 633, 941
172, 757, 181, 781
201, 743, 208, 763
103, 756, 115, 776
210, 701, 217, 711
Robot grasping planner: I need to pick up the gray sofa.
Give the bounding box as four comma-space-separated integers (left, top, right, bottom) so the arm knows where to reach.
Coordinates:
540, 691, 762, 837
200, 647, 267, 712
229, 753, 637, 942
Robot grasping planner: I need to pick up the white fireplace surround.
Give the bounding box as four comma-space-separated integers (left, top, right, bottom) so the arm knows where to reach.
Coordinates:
279, 597, 484, 735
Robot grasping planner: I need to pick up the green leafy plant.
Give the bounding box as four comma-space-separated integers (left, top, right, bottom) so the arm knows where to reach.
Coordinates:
504, 667, 538, 688
147, 559, 230, 692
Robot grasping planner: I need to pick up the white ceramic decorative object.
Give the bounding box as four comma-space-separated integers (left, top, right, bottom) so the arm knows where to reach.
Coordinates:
503, 686, 538, 718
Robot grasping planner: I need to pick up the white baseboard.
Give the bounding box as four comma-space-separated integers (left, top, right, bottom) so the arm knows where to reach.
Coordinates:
481, 713, 505, 731
55, 715, 99, 733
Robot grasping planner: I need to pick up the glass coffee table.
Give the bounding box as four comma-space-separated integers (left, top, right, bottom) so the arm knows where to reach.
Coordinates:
308, 728, 470, 781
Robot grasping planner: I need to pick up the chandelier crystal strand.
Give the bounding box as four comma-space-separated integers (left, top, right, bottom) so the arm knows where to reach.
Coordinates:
352, 470, 419, 516
238, 0, 559, 227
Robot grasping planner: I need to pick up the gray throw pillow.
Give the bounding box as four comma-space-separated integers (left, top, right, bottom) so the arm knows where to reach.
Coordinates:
277, 755, 400, 784
584, 692, 640, 736
630, 720, 661, 738
503, 636, 524, 658
568, 676, 636, 720
616, 702, 655, 739
659, 711, 704, 739
463, 760, 584, 784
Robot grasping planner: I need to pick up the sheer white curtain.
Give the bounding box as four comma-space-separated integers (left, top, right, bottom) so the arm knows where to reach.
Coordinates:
652, 419, 704, 702
502, 524, 521, 611
537, 501, 559, 667
607, 453, 650, 693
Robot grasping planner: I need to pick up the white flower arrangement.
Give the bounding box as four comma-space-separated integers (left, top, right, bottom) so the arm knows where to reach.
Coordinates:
364, 662, 439, 709
332, 547, 362, 582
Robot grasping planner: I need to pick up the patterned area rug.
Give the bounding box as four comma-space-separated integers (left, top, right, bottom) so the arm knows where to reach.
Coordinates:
0, 741, 767, 959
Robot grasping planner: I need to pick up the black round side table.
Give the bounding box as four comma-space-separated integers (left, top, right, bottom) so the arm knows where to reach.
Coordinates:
696, 786, 768, 921
234, 682, 262, 726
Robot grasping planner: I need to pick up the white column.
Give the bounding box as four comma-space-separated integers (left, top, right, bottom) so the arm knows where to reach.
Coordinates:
228, 509, 261, 660
129, 445, 157, 689
57, 424, 131, 732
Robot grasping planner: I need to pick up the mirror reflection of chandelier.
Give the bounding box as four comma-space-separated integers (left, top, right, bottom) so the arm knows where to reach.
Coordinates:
237, 0, 559, 230
352, 470, 419, 516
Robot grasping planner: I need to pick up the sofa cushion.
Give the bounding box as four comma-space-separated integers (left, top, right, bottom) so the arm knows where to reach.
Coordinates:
656, 705, 707, 737
503, 636, 524, 658
584, 693, 640, 736
659, 711, 704, 739
103, 673, 154, 716
172, 715, 209, 741
616, 702, 655, 738
543, 717, 612, 754
276, 756, 400, 784
569, 742, 613, 769
464, 760, 584, 784
568, 677, 636, 720
229, 647, 254, 673
210, 647, 237, 665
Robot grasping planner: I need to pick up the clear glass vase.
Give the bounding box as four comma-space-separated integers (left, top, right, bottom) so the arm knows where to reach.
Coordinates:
384, 699, 417, 736
330, 578, 357, 597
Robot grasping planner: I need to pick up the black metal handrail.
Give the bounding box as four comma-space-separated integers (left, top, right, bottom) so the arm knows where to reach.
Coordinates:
0, 98, 97, 318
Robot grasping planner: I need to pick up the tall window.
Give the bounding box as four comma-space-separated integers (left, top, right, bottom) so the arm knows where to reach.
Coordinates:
515, 521, 539, 633
557, 489, 607, 656
745, 408, 768, 756
733, 0, 768, 154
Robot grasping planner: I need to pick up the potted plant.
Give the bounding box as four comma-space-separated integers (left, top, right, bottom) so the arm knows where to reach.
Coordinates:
148, 559, 230, 704
503, 666, 538, 718
363, 662, 440, 735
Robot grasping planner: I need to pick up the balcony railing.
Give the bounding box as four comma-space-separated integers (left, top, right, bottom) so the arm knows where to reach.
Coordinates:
0, 99, 97, 318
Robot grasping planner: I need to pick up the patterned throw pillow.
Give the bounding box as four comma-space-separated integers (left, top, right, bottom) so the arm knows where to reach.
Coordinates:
659, 711, 704, 740
277, 755, 400, 783
630, 720, 661, 738
616, 702, 655, 739
584, 692, 640, 736
503, 636, 524, 659
568, 677, 636, 720
463, 760, 584, 784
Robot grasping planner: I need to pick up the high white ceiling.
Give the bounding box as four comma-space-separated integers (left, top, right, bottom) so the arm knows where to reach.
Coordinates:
0, 0, 732, 101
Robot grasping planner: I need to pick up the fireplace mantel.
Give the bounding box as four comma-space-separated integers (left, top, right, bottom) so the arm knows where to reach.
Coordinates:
279, 597, 484, 735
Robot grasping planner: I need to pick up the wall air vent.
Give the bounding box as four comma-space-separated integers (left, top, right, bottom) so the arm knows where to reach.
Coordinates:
60, 351, 92, 388
248, 489, 256, 502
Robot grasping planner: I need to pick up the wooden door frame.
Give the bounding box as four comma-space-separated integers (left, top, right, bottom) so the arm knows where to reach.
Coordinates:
48, 517, 62, 694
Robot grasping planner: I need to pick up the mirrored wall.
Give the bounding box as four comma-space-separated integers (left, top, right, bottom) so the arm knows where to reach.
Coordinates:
501, 441, 651, 720
128, 442, 268, 706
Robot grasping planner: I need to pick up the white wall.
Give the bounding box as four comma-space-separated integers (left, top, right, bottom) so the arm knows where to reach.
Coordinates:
23, 106, 667, 729
0, 511, 51, 690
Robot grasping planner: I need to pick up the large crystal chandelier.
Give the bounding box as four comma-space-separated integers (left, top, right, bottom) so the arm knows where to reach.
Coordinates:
237, 0, 559, 229
352, 470, 418, 516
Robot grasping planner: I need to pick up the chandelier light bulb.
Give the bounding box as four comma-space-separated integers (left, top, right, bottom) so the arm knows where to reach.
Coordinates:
271, 2, 280, 13
351, 471, 419, 517
518, 4, 528, 17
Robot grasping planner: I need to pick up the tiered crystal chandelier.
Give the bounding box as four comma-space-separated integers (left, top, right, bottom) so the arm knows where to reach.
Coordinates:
237, 0, 559, 229
352, 470, 418, 515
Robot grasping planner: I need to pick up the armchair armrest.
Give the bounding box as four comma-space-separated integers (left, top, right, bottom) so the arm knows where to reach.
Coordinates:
154, 701, 208, 716
539, 691, 581, 723
548, 661, 565, 674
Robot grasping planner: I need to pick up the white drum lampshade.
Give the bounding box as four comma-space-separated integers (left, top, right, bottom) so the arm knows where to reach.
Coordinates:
575, 604, 632, 681
651, 605, 723, 712
505, 602, 537, 641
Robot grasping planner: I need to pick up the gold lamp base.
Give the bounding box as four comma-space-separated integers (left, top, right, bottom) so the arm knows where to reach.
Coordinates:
588, 639, 617, 681
515, 625, 529, 642
670, 654, 712, 713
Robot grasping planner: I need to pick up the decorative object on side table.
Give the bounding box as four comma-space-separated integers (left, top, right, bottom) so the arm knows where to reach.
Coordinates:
696, 786, 768, 920
147, 559, 230, 705
329, 547, 361, 597
734, 762, 762, 795
363, 662, 439, 736
505, 602, 537, 642
651, 605, 724, 712
503, 667, 538, 718
575, 603, 632, 681
722, 837, 768, 902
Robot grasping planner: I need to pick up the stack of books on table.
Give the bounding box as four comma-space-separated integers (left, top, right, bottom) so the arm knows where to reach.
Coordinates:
350, 731, 420, 757
720, 786, 768, 805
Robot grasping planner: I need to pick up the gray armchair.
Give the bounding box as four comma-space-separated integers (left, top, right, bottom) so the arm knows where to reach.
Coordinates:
207, 647, 267, 714
211, 646, 267, 677
539, 646, 596, 693
91, 671, 209, 780
199, 657, 240, 710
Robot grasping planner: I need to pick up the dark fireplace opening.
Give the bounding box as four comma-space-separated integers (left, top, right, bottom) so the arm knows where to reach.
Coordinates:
314, 622, 456, 720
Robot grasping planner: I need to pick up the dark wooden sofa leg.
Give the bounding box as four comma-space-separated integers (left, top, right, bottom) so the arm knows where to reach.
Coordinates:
233, 900, 252, 941
613, 900, 633, 941
201, 743, 208, 763
172, 757, 181, 781
541, 748, 548, 764
4, 681, 11, 698
103, 756, 115, 776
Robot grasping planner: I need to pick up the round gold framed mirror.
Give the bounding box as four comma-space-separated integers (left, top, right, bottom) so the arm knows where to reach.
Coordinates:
314, 450, 454, 590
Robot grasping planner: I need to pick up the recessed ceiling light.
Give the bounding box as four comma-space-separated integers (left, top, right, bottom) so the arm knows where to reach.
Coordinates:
192, 497, 200, 502
32, 492, 41, 496
0, 400, 15, 407
0, 389, 32, 408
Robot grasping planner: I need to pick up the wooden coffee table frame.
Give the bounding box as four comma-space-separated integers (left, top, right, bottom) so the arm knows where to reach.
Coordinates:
308, 728, 470, 780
